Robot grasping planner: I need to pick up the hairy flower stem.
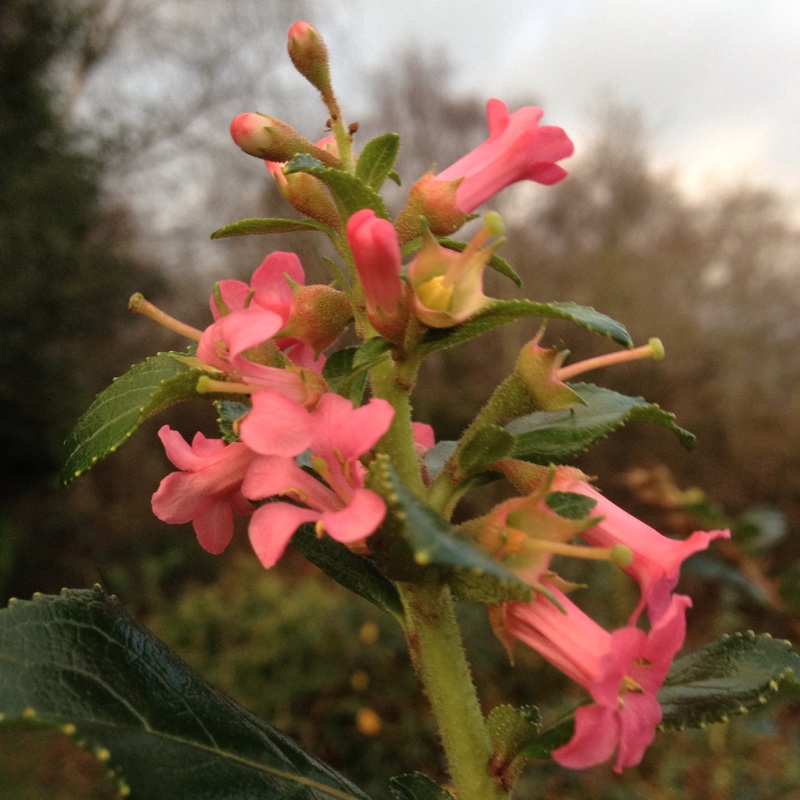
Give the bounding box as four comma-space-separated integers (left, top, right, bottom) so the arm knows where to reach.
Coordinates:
400, 581, 506, 800
370, 357, 424, 497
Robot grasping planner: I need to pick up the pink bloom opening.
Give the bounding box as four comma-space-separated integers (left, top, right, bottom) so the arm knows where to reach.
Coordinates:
241, 394, 394, 567
151, 426, 258, 554
555, 476, 729, 623
435, 99, 574, 213
505, 587, 691, 773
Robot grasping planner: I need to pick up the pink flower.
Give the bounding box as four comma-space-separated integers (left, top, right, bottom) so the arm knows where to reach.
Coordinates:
346, 209, 409, 342
241, 394, 394, 567
555, 476, 729, 623
197, 308, 327, 407
435, 99, 573, 213
151, 426, 258, 554
504, 588, 691, 773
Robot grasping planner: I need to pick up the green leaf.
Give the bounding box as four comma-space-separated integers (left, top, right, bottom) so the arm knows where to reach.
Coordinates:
458, 425, 515, 474
658, 630, 800, 729
389, 773, 454, 800
210, 216, 334, 239
545, 491, 597, 520
0, 588, 372, 800
422, 440, 458, 481
371, 459, 531, 604
418, 300, 632, 356
356, 133, 401, 191
322, 339, 393, 406
291, 526, 403, 621
61, 351, 206, 485
215, 400, 251, 444
507, 382, 695, 464
286, 155, 389, 222
487, 704, 542, 764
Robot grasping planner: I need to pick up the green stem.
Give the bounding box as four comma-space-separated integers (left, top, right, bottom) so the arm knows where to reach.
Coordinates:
400, 582, 506, 800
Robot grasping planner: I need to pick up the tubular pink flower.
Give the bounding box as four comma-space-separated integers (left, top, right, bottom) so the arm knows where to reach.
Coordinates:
241, 394, 394, 568
151, 426, 258, 554
346, 209, 409, 342
554, 475, 730, 623
435, 99, 574, 213
504, 588, 691, 773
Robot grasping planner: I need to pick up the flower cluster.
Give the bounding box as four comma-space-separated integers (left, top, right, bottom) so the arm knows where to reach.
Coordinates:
124, 20, 730, 783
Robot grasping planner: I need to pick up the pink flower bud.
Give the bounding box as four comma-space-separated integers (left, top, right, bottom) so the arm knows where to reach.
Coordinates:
346, 209, 409, 343
230, 112, 339, 167
287, 21, 333, 104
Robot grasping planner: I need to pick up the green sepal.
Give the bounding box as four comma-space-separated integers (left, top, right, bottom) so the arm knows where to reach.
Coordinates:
417, 300, 632, 356
355, 133, 401, 191
290, 525, 403, 622
658, 630, 800, 729
369, 458, 531, 604
458, 424, 515, 475
521, 631, 800, 761
215, 400, 251, 444
0, 588, 372, 800
389, 773, 454, 800
507, 381, 695, 464
61, 351, 207, 485
487, 704, 543, 785
285, 155, 389, 222
210, 216, 334, 238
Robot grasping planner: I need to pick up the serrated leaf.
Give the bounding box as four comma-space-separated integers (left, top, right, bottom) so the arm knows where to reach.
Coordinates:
210, 216, 334, 238
458, 425, 515, 474
506, 382, 695, 464
291, 525, 403, 621
215, 400, 251, 444
373, 460, 531, 604
658, 631, 800, 729
389, 773, 454, 800
418, 300, 632, 356
61, 352, 206, 485
285, 155, 389, 222
356, 133, 401, 191
0, 588, 372, 800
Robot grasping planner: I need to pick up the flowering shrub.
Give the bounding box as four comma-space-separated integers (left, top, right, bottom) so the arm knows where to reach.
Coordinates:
1, 21, 798, 800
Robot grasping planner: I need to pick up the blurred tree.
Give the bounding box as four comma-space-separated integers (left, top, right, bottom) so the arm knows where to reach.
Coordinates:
0, 0, 165, 598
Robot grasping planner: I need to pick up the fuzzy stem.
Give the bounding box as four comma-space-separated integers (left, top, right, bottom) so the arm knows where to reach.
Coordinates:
399, 582, 506, 800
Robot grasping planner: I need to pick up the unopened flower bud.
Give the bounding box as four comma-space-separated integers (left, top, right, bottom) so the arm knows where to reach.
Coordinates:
230, 112, 339, 167
278, 280, 353, 356
287, 21, 334, 106
394, 172, 472, 244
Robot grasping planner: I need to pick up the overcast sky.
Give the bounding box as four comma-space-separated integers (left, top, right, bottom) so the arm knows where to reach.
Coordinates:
319, 0, 800, 204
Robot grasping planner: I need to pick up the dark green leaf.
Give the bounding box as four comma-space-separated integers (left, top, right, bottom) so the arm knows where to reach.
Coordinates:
291, 526, 403, 621
458, 425, 515, 474
371, 459, 531, 604
658, 631, 800, 729
545, 492, 597, 520
356, 133, 401, 191
0, 588, 372, 800
215, 400, 251, 444
437, 238, 522, 287
285, 156, 389, 222
507, 382, 695, 464
61, 352, 206, 485
210, 216, 334, 238
389, 773, 454, 800
322, 340, 393, 406
418, 300, 632, 356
